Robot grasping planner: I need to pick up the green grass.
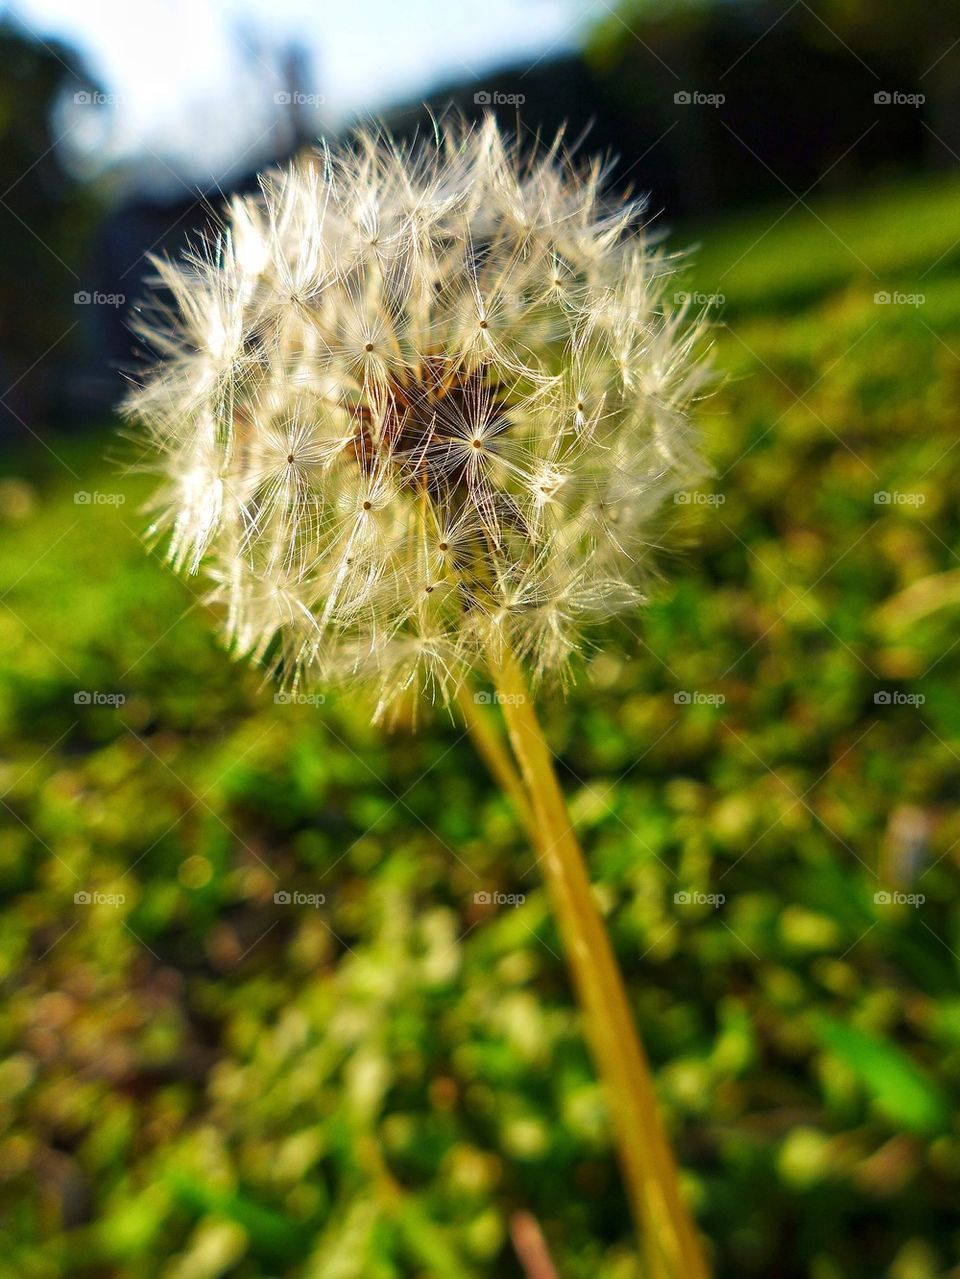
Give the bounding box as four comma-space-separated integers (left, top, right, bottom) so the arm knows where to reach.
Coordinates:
1, 173, 960, 1279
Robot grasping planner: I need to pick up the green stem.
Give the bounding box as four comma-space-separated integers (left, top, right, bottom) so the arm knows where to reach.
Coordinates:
455, 684, 537, 842
484, 647, 710, 1279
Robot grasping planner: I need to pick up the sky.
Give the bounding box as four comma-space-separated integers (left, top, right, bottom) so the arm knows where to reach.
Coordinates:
10, 0, 583, 187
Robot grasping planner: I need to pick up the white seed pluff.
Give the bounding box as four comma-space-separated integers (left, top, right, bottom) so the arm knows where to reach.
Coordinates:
124, 118, 712, 716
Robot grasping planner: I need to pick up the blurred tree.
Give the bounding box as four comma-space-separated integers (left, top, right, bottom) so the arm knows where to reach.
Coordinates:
590, 0, 960, 116
584, 0, 948, 213
0, 19, 101, 433
798, 0, 960, 157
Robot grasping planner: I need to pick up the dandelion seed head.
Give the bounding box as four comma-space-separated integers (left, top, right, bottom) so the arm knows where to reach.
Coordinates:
125, 118, 712, 714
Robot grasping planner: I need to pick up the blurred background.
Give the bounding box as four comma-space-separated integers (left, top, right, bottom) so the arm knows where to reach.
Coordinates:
2, 1, 960, 1276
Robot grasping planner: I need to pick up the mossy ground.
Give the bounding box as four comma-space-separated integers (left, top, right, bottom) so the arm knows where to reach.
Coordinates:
2, 173, 959, 1277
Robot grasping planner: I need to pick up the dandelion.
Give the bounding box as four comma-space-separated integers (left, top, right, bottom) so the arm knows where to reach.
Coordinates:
125, 117, 713, 1278
126, 117, 709, 712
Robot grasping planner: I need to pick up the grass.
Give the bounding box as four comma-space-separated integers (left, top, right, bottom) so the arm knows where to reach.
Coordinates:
1, 171, 960, 1278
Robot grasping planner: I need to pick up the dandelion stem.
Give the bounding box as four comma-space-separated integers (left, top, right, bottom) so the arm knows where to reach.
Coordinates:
455, 685, 537, 842
486, 647, 710, 1279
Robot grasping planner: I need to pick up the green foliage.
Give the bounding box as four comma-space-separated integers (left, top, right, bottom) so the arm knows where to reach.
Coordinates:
813, 1017, 949, 1134
1, 173, 960, 1277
